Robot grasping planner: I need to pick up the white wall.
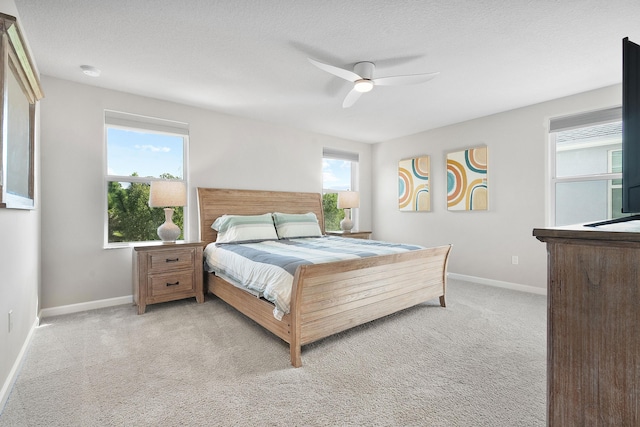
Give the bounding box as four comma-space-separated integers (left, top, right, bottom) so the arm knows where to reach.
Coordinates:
0, 0, 40, 409
372, 84, 622, 291
38, 76, 372, 309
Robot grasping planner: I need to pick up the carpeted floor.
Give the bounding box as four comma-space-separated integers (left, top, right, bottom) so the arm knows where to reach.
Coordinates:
0, 279, 546, 426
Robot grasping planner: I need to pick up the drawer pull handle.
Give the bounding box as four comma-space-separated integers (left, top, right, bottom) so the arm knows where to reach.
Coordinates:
166, 258, 179, 263
166, 281, 180, 287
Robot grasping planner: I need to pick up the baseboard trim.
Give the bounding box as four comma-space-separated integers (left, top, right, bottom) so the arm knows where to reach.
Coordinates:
448, 273, 547, 296
0, 316, 39, 414
39, 295, 133, 319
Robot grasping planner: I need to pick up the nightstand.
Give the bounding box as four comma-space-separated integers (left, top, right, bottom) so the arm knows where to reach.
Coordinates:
326, 230, 372, 239
133, 241, 205, 314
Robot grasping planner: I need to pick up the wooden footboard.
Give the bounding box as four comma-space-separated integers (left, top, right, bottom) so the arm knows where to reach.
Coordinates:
207, 244, 451, 367
289, 244, 451, 367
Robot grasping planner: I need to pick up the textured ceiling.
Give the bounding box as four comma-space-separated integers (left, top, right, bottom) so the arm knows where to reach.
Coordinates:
14, 0, 640, 143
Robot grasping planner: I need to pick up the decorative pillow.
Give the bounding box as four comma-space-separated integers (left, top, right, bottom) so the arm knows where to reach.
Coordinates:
212, 213, 278, 243
272, 212, 323, 239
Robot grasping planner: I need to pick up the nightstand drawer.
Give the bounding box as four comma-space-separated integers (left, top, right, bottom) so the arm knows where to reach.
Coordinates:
148, 270, 195, 297
148, 248, 195, 273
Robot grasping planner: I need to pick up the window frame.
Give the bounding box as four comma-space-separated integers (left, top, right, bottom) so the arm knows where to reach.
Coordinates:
607, 148, 623, 218
548, 107, 623, 226
322, 149, 359, 231
103, 111, 189, 248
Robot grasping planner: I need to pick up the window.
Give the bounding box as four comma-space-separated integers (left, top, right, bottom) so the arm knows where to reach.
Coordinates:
549, 107, 629, 226
105, 111, 189, 246
322, 148, 359, 231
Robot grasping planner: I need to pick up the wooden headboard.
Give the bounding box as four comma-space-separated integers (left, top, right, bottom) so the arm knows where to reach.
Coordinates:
197, 188, 326, 245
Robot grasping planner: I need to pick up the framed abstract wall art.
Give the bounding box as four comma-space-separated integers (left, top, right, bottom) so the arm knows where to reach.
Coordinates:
447, 146, 488, 211
398, 156, 430, 211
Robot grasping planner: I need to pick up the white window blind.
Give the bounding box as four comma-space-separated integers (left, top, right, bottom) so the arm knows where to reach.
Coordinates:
549, 107, 621, 133
105, 110, 189, 136
322, 148, 359, 162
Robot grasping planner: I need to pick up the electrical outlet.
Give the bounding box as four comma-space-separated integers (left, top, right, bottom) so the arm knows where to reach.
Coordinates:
511, 255, 519, 265
8, 310, 13, 333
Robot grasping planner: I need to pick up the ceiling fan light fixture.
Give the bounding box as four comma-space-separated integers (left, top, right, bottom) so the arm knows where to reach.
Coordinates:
354, 79, 374, 93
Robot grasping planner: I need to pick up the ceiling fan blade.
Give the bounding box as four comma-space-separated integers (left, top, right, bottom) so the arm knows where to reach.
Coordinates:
308, 58, 362, 82
342, 88, 362, 108
372, 71, 440, 86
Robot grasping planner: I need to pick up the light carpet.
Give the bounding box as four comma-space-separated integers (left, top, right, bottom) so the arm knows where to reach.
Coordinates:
0, 279, 546, 426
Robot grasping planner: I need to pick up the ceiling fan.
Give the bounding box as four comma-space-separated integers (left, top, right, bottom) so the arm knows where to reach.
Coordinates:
308, 58, 439, 108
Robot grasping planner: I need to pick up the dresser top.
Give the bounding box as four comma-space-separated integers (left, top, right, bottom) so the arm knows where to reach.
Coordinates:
534, 219, 640, 243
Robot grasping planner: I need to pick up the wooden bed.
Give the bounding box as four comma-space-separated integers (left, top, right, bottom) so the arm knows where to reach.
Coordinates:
197, 187, 452, 367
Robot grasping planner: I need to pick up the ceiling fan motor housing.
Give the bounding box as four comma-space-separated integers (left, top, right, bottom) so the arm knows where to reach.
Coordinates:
353, 61, 375, 79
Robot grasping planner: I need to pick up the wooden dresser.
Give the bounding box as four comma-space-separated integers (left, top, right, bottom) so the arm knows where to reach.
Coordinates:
133, 241, 205, 314
534, 222, 640, 426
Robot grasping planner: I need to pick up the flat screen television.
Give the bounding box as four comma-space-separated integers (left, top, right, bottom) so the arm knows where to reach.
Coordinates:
622, 37, 640, 214
585, 37, 640, 227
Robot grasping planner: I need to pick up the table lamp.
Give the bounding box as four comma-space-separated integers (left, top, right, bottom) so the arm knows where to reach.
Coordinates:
337, 191, 359, 232
148, 181, 187, 242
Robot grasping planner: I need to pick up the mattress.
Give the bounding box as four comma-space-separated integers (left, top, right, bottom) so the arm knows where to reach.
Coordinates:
203, 236, 423, 320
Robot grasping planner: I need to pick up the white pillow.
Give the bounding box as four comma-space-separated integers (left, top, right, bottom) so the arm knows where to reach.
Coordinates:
272, 212, 322, 239
212, 213, 278, 243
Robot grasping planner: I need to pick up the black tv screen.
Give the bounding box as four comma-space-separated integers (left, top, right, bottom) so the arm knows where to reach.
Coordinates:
622, 37, 640, 213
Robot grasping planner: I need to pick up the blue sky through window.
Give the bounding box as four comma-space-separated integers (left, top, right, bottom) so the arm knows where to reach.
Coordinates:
323, 158, 352, 191
107, 128, 184, 179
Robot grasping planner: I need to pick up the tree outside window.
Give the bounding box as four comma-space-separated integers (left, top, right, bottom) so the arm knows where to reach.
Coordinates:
107, 174, 184, 243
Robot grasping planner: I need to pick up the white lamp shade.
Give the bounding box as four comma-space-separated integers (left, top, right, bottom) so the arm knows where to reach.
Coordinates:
149, 181, 187, 207
337, 191, 360, 209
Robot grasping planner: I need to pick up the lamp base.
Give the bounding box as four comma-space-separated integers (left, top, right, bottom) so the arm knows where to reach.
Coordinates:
340, 217, 354, 232
340, 208, 354, 232
157, 208, 181, 243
